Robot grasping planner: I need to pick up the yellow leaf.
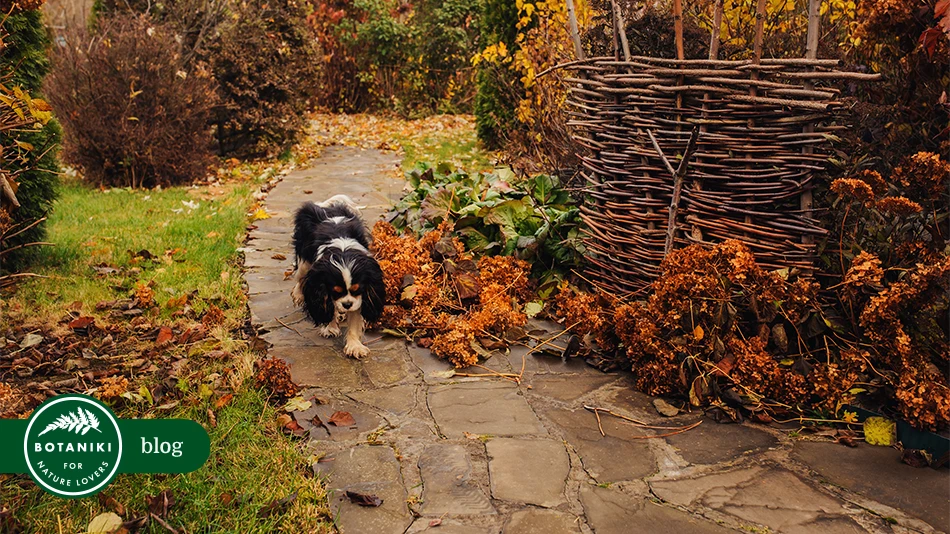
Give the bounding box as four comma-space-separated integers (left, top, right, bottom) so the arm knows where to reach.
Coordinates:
14, 140, 34, 151
693, 325, 704, 341
841, 410, 858, 424
30, 98, 52, 112
251, 207, 271, 221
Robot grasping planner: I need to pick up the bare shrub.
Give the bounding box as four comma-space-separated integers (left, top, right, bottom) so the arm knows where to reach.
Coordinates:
45, 14, 217, 188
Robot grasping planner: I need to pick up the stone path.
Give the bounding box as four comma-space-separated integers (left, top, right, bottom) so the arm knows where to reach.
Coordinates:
245, 146, 949, 534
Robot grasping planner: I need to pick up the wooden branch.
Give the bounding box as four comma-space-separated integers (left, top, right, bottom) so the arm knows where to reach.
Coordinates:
673, 0, 685, 61
1, 216, 45, 240
609, 0, 631, 62
0, 241, 54, 257
648, 128, 701, 256
708, 0, 724, 60
565, 0, 586, 60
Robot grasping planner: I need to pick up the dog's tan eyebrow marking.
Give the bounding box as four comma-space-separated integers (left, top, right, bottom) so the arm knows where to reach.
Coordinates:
350, 284, 359, 292
333, 285, 345, 293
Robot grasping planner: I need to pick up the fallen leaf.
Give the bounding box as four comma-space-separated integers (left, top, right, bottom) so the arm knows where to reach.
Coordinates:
523, 301, 543, 318
251, 207, 271, 221
207, 408, 217, 428
429, 369, 456, 379
693, 325, 704, 341
19, 333, 43, 349
206, 231, 220, 238
901, 449, 933, 468
653, 399, 680, 417
283, 396, 313, 412
835, 429, 859, 448
276, 413, 293, 427
146, 489, 176, 518
345, 490, 383, 507
87, 512, 123, 533
68, 316, 96, 330
215, 393, 234, 409
156, 326, 174, 347
98, 492, 126, 516
271, 253, 287, 260
328, 411, 356, 426
429, 518, 443, 527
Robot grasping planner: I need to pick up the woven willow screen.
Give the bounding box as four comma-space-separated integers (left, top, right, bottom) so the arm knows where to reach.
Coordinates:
559, 0, 879, 294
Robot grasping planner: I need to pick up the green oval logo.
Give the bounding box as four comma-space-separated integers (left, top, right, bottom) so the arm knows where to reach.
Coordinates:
23, 394, 123, 498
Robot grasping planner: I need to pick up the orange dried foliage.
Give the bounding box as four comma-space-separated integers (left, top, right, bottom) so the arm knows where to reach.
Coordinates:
372, 221, 533, 368
842, 251, 884, 301
255, 358, 299, 400
860, 255, 950, 429
854, 169, 888, 195
875, 196, 923, 216
830, 178, 875, 203
892, 151, 950, 199
134, 282, 155, 308
201, 304, 226, 326
96, 376, 130, 400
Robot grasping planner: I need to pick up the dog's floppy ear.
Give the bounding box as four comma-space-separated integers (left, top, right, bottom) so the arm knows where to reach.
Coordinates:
302, 262, 335, 325
356, 255, 386, 323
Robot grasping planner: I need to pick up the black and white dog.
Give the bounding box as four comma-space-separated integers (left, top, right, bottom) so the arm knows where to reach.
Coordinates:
291, 195, 385, 358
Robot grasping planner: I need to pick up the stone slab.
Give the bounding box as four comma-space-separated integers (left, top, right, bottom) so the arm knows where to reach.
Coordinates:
348, 384, 420, 417
544, 408, 655, 482
580, 485, 734, 534
526, 374, 617, 403
362, 341, 416, 387
308, 401, 383, 442
504, 509, 580, 534
407, 343, 462, 384
269, 345, 363, 390
243, 249, 293, 269
650, 466, 858, 533
665, 418, 778, 465
504, 344, 599, 375
245, 267, 292, 295
428, 382, 547, 438
487, 438, 570, 507
794, 441, 950, 531
407, 519, 496, 534
248, 290, 298, 326
418, 443, 495, 516
324, 445, 412, 534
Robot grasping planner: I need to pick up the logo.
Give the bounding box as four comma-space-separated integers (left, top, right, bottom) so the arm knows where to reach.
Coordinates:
23, 395, 122, 499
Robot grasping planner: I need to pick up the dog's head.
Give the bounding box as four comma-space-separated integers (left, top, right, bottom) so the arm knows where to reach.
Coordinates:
303, 249, 385, 324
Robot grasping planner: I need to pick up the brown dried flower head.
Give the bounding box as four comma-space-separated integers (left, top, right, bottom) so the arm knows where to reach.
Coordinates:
875, 196, 923, 217
830, 178, 875, 203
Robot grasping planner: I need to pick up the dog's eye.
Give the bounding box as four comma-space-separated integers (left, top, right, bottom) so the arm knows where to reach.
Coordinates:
349, 284, 360, 293
332, 285, 345, 294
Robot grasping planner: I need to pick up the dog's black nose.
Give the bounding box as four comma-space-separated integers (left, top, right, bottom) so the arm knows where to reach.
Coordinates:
341, 301, 353, 309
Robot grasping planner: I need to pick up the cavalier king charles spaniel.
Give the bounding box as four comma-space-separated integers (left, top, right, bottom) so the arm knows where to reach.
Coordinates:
291, 195, 385, 358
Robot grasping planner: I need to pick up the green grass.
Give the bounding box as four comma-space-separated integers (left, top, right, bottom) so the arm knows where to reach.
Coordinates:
396, 132, 493, 172
6, 180, 249, 321
0, 178, 334, 533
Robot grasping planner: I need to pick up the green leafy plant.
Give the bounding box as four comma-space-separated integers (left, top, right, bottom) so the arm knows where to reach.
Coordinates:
389, 163, 584, 292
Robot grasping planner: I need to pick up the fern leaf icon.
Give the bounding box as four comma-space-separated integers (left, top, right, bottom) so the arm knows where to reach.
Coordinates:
36, 408, 103, 437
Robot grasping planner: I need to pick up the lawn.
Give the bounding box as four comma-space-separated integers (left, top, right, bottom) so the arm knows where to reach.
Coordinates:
0, 168, 334, 533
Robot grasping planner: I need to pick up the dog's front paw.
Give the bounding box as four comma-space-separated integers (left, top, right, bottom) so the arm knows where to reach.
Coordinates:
319, 324, 342, 338
343, 342, 370, 359
291, 283, 304, 307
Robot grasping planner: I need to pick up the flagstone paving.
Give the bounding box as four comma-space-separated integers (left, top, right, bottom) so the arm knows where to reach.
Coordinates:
246, 145, 949, 534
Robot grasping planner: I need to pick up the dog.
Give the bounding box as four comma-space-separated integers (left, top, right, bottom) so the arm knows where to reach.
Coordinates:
291, 195, 385, 359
